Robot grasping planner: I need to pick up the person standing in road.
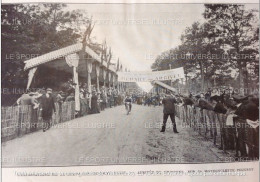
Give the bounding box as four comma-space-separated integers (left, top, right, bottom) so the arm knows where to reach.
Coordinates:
160, 91, 179, 133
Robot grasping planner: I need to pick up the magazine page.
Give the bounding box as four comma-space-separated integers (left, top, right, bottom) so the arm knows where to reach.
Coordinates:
1, 0, 259, 181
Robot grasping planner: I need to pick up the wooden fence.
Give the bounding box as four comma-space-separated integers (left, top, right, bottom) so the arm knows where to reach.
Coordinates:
174, 104, 259, 160
1, 102, 75, 142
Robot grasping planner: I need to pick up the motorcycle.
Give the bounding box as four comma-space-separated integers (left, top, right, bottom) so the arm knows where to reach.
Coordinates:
125, 102, 131, 115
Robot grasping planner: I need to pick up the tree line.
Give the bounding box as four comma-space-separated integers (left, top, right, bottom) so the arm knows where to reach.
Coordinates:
151, 4, 259, 94
1, 4, 93, 105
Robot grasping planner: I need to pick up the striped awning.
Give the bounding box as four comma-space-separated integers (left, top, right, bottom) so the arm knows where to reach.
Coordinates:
24, 43, 83, 70
24, 43, 116, 73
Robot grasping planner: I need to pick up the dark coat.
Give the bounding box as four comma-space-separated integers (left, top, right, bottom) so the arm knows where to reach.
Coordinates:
198, 98, 214, 110
91, 95, 99, 113
182, 97, 194, 106
235, 101, 259, 121
40, 94, 56, 120
162, 96, 177, 114
213, 102, 227, 114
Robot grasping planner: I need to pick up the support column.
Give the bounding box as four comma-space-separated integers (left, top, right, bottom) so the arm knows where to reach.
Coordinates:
103, 68, 107, 87
95, 63, 100, 92
115, 73, 117, 89
65, 53, 80, 112
114, 74, 118, 90
87, 59, 93, 93
111, 73, 114, 88
108, 71, 111, 88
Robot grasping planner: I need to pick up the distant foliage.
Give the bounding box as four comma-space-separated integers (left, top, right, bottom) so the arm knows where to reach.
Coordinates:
151, 4, 259, 92
1, 4, 91, 105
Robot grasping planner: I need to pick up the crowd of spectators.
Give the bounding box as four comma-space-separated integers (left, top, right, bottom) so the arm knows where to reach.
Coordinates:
171, 87, 259, 159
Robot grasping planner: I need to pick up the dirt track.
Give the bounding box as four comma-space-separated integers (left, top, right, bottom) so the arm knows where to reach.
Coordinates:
2, 104, 229, 167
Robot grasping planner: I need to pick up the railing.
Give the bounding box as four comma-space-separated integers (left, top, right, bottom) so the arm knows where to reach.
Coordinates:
1, 102, 75, 142
174, 104, 259, 160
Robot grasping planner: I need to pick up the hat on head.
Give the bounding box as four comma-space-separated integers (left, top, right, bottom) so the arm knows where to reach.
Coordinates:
232, 94, 248, 103
46, 88, 52, 92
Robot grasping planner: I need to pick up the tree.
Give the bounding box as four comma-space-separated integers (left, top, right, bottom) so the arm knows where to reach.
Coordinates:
151, 5, 259, 94
1, 4, 91, 105
152, 22, 226, 92
203, 4, 259, 94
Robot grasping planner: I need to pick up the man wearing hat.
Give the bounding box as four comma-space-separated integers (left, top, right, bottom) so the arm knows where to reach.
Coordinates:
91, 90, 99, 114
100, 89, 107, 111
39, 88, 56, 132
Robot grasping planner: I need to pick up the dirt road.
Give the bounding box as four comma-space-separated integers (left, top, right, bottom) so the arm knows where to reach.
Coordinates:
2, 104, 229, 167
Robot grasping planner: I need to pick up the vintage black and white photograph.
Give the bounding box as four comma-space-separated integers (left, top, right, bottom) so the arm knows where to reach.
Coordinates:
1, 3, 259, 168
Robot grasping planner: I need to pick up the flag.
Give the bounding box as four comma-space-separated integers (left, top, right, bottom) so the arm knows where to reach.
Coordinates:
82, 17, 95, 44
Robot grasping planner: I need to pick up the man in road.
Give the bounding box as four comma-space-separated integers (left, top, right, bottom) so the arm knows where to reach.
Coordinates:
160, 91, 179, 133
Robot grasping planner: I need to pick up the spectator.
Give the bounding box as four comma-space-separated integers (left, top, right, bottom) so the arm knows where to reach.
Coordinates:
86, 90, 92, 112
39, 88, 56, 132
30, 91, 41, 132
91, 90, 99, 114
100, 89, 107, 111
79, 91, 88, 116
56, 91, 64, 122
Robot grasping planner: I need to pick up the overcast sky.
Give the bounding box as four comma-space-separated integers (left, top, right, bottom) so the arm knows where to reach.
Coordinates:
67, 4, 206, 70
67, 4, 258, 92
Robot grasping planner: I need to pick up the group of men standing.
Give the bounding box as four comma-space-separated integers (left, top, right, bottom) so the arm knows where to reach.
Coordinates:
16, 86, 128, 133
17, 88, 56, 132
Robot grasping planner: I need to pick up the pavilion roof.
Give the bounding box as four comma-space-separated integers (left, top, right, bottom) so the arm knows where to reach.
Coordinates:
24, 43, 117, 73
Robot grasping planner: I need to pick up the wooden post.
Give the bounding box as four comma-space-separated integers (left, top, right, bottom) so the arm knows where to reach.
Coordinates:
65, 53, 80, 112
95, 63, 100, 92
87, 59, 93, 93
103, 68, 107, 87
108, 71, 111, 88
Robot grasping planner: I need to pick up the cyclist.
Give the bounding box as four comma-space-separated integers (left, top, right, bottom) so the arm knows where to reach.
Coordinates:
124, 94, 132, 113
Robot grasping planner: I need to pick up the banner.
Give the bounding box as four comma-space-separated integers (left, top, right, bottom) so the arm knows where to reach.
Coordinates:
117, 67, 185, 82
153, 80, 177, 92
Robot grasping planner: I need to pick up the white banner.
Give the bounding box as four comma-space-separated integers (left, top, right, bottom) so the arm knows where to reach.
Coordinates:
117, 67, 185, 82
